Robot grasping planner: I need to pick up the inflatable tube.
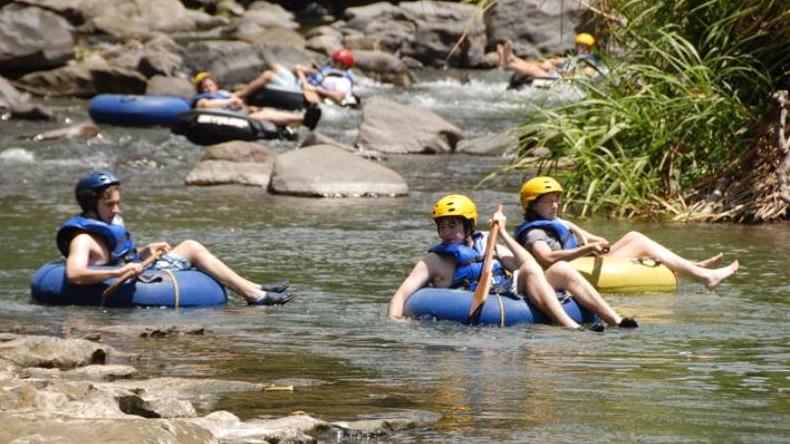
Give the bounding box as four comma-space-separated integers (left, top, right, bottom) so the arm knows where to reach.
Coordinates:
170, 109, 282, 146
89, 94, 191, 127
570, 256, 677, 293
31, 261, 227, 308
403, 288, 598, 327
246, 87, 306, 111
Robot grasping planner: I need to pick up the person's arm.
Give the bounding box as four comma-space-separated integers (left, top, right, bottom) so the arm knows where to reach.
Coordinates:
564, 219, 608, 246
313, 85, 346, 104
137, 242, 171, 260
387, 256, 433, 320
488, 208, 537, 271
528, 239, 603, 267
65, 234, 141, 285
195, 94, 244, 110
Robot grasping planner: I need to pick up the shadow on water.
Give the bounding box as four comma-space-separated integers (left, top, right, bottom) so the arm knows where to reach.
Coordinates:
0, 71, 788, 442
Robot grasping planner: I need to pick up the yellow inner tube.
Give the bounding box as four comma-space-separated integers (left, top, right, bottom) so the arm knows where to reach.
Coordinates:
569, 256, 677, 293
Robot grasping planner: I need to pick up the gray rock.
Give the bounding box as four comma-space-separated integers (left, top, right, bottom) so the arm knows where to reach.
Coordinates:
356, 97, 462, 154
399, 1, 487, 68
0, 335, 114, 370
184, 40, 267, 88
31, 121, 101, 141
119, 394, 197, 418
78, 0, 209, 40
455, 131, 518, 156
0, 414, 217, 444
145, 75, 194, 98
0, 4, 75, 74
270, 145, 408, 197
192, 411, 325, 443
300, 132, 385, 161
353, 50, 412, 86
186, 141, 275, 188
485, 0, 584, 58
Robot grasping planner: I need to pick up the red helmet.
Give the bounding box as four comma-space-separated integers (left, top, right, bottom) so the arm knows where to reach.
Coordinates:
331, 48, 354, 68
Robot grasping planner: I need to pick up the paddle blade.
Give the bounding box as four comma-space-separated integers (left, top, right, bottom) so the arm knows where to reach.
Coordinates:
467, 204, 503, 322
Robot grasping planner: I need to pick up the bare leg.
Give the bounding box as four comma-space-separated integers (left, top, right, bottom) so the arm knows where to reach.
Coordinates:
236, 65, 286, 100
516, 259, 581, 329
697, 252, 723, 267
545, 262, 623, 326
249, 108, 304, 127
170, 240, 263, 302
607, 231, 738, 289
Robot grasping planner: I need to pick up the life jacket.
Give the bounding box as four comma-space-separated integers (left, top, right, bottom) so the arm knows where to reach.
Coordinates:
558, 53, 601, 75
429, 232, 511, 292
513, 219, 578, 250
191, 90, 234, 108
306, 64, 355, 88
56, 215, 137, 265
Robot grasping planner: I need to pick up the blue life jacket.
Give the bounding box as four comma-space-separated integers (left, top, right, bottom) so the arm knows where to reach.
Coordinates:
306, 64, 355, 87
56, 215, 137, 265
191, 90, 233, 108
429, 232, 511, 292
513, 219, 578, 250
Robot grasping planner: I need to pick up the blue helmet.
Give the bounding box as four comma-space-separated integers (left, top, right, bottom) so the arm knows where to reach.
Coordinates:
75, 170, 120, 212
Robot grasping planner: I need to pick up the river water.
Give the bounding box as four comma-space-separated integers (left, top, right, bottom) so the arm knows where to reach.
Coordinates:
0, 70, 787, 442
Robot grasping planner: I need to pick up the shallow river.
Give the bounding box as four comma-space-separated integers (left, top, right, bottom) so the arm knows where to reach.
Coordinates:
0, 70, 787, 442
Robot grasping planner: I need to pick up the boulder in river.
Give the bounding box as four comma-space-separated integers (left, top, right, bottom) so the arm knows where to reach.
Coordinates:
270, 145, 408, 197
356, 97, 462, 154
0, 4, 75, 76
185, 140, 275, 187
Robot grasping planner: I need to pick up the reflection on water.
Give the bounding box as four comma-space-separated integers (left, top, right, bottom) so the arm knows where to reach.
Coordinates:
0, 72, 788, 442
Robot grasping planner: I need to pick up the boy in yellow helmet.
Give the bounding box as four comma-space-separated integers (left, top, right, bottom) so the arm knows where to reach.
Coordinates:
497, 32, 604, 88
387, 194, 637, 330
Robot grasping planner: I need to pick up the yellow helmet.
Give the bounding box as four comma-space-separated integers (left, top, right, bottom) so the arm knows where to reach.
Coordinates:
575, 32, 595, 47
520, 176, 563, 207
192, 71, 212, 87
432, 194, 477, 225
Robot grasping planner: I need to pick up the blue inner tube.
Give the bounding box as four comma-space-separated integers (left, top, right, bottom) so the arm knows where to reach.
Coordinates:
31, 261, 227, 308
88, 94, 191, 127
171, 109, 282, 146
403, 288, 598, 326
246, 87, 306, 111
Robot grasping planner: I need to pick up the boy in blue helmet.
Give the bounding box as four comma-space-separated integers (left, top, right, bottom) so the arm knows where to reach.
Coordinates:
57, 171, 293, 305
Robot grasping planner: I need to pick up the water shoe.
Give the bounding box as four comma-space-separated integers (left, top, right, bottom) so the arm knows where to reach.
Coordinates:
261, 279, 290, 293
249, 289, 294, 306
618, 318, 639, 328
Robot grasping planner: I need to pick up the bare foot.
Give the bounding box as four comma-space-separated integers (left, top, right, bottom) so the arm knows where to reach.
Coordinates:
705, 260, 739, 290
698, 252, 724, 268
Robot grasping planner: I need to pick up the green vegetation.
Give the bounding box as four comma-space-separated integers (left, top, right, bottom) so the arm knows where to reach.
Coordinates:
501, 0, 790, 218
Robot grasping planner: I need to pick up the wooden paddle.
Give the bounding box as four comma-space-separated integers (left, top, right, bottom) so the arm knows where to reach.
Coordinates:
467, 204, 503, 323
295, 68, 320, 104
101, 248, 166, 302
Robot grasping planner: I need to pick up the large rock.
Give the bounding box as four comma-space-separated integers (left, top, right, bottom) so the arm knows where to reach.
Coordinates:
352, 50, 412, 86
77, 0, 214, 40
0, 75, 54, 120
270, 145, 408, 197
184, 40, 267, 88
455, 131, 518, 156
356, 97, 462, 154
185, 141, 275, 187
145, 75, 194, 98
399, 1, 487, 68
0, 335, 114, 370
0, 4, 75, 75
485, 0, 585, 58
344, 1, 486, 68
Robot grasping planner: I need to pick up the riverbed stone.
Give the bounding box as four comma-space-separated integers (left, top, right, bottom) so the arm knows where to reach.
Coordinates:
270, 145, 408, 197
184, 40, 268, 88
353, 49, 412, 86
455, 131, 518, 156
186, 141, 275, 187
0, 335, 113, 370
76, 0, 212, 40
145, 75, 194, 98
356, 97, 462, 154
485, 0, 584, 58
0, 4, 75, 75
0, 75, 54, 120
31, 121, 102, 141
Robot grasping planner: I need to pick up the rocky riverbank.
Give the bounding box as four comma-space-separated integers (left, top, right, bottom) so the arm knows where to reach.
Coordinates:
0, 327, 439, 443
